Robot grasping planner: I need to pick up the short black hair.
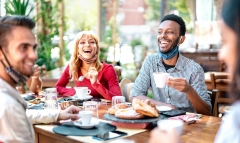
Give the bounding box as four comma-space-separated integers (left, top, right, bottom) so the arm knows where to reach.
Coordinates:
0, 16, 35, 49
0, 24, 13, 49
161, 14, 186, 36
0, 16, 35, 29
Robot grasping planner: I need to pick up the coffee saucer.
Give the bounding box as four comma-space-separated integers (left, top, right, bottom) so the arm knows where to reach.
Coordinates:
156, 105, 172, 112
74, 117, 99, 129
73, 95, 93, 101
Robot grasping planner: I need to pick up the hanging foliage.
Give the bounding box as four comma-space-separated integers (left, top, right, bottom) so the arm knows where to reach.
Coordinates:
35, 0, 61, 71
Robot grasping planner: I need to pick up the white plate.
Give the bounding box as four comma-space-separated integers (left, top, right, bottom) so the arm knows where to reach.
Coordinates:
156, 106, 172, 112
73, 95, 93, 100
74, 117, 99, 129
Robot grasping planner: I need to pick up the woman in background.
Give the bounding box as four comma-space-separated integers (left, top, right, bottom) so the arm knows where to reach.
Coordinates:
149, 0, 240, 142
56, 31, 121, 100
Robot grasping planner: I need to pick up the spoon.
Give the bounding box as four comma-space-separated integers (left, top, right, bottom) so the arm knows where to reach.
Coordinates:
78, 72, 90, 81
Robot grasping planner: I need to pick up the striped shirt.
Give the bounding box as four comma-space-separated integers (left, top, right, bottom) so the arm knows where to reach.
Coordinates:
130, 53, 211, 112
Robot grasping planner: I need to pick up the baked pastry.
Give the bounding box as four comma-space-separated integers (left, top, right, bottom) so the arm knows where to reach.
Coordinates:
144, 99, 159, 113
115, 108, 145, 119
132, 99, 159, 117
107, 103, 129, 114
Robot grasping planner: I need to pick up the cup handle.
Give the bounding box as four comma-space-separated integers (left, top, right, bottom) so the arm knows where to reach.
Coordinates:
168, 76, 173, 79
87, 89, 91, 94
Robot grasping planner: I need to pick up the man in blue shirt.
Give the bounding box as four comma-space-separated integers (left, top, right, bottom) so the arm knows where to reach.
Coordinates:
130, 14, 211, 115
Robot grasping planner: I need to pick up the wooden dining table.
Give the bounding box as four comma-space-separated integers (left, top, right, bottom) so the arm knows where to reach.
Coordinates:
34, 104, 222, 143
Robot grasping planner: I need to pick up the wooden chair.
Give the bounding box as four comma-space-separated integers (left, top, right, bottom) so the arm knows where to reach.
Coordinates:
219, 62, 227, 72
119, 78, 133, 102
210, 73, 232, 116
113, 65, 122, 82
208, 90, 217, 115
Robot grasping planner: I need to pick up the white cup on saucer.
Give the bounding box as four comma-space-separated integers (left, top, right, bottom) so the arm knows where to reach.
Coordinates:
74, 87, 91, 99
83, 101, 98, 119
153, 72, 170, 88
79, 111, 93, 125
157, 120, 184, 136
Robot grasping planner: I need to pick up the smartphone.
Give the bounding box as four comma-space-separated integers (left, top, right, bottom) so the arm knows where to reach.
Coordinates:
162, 110, 186, 117
92, 130, 127, 141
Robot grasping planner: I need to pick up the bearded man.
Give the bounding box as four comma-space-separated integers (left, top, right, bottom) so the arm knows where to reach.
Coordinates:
130, 14, 211, 115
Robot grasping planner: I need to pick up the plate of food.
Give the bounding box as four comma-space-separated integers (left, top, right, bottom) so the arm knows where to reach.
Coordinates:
104, 99, 164, 123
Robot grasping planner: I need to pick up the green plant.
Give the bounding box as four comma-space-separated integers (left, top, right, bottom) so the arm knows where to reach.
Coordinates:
144, 0, 161, 21
35, 0, 60, 71
130, 39, 144, 48
5, 0, 35, 16
99, 47, 108, 62
144, 0, 190, 24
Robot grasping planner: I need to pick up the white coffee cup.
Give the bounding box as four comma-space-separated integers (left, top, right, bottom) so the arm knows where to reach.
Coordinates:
79, 111, 93, 125
74, 87, 91, 98
153, 72, 170, 88
157, 120, 184, 136
83, 101, 99, 119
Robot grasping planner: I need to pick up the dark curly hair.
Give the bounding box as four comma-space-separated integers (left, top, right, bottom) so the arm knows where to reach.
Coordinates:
161, 14, 186, 36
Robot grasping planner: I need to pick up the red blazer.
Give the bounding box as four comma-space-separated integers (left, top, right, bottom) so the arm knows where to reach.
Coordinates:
55, 62, 122, 100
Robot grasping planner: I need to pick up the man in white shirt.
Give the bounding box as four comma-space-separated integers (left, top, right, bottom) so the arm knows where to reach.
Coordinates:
0, 16, 80, 142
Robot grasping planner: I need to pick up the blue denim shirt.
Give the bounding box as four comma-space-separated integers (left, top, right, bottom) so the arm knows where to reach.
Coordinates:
130, 53, 211, 112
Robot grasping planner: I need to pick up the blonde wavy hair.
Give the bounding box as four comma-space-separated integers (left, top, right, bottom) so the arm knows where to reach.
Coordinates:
69, 31, 102, 81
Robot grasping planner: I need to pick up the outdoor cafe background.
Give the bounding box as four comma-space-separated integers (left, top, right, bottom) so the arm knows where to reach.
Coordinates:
0, 0, 224, 86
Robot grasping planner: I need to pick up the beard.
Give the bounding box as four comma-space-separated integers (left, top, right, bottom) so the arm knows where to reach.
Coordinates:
158, 37, 181, 54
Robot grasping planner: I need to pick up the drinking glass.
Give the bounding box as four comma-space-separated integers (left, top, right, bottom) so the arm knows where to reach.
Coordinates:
44, 88, 58, 110
112, 96, 125, 107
